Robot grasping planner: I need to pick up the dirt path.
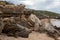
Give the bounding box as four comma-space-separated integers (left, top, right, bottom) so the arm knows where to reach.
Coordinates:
0, 32, 54, 40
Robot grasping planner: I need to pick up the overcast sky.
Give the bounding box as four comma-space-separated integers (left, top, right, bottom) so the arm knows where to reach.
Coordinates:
2, 0, 60, 13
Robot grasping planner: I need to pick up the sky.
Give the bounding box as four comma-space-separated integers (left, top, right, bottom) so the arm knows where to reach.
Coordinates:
1, 0, 60, 13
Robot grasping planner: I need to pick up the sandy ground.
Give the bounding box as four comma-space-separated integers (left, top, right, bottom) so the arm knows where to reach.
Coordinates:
0, 31, 54, 40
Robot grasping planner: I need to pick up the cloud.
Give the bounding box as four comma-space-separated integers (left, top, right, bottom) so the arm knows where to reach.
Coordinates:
6, 0, 24, 5
21, 0, 34, 6
46, 0, 60, 9
1, 0, 60, 13
22, 0, 47, 9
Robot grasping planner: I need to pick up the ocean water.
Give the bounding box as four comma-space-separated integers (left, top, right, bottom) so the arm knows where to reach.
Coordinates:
50, 19, 60, 28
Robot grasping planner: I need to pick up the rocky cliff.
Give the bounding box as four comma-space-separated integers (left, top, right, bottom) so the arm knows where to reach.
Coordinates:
0, 1, 60, 40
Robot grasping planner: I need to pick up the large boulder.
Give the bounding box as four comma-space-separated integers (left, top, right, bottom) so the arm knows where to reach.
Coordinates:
28, 14, 42, 31
40, 19, 60, 40
2, 17, 32, 38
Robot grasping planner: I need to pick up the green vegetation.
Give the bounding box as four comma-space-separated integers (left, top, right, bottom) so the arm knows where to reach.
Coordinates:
33, 10, 60, 18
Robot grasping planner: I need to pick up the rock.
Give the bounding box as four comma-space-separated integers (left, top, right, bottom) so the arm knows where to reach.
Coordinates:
28, 14, 42, 31
0, 18, 4, 34
2, 17, 32, 38
40, 19, 60, 40
2, 23, 32, 38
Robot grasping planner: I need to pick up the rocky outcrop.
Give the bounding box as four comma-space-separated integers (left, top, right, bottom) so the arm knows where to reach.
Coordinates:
0, 4, 32, 38
40, 19, 60, 40
0, 4, 27, 18
0, 4, 60, 40
2, 17, 32, 38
